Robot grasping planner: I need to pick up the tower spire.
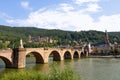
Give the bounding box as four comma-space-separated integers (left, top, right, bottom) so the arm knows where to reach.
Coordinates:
105, 30, 110, 45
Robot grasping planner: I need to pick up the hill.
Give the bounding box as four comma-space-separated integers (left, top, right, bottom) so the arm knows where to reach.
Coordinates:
0, 25, 120, 44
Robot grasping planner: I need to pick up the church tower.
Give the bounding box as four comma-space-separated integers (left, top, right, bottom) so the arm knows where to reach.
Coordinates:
105, 30, 110, 45
104, 30, 111, 53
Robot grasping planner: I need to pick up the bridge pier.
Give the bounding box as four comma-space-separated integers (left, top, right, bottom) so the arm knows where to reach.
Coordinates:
61, 56, 64, 61
44, 54, 49, 63
13, 48, 26, 68
71, 54, 74, 59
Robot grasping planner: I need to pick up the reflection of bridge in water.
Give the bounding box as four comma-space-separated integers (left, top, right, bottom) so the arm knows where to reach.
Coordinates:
0, 47, 88, 68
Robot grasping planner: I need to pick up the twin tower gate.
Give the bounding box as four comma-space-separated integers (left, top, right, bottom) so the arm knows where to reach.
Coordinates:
0, 47, 88, 68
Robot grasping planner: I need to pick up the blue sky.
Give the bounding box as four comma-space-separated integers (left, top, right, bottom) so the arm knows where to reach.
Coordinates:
0, 0, 120, 31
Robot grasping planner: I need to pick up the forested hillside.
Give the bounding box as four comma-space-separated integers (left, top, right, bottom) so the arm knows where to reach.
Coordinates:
0, 25, 120, 44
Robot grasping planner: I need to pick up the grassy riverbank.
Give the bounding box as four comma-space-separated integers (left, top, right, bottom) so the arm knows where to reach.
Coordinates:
0, 64, 80, 80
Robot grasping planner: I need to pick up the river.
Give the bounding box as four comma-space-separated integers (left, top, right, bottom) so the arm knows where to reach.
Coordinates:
0, 57, 120, 80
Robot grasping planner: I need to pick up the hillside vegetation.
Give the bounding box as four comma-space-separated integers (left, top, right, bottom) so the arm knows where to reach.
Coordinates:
0, 25, 120, 46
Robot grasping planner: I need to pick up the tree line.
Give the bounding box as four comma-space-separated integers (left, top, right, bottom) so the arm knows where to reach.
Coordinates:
0, 25, 120, 49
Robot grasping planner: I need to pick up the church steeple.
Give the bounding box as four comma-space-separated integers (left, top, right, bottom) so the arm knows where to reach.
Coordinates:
105, 30, 110, 45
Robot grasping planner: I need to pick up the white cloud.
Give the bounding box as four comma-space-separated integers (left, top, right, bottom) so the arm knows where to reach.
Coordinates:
0, 12, 13, 19
95, 14, 120, 31
6, 19, 15, 23
6, 0, 120, 32
21, 1, 32, 11
6, 4, 94, 31
85, 3, 101, 12
74, 0, 99, 4
59, 3, 74, 12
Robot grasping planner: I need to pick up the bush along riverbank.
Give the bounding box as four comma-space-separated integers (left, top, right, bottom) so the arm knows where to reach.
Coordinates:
0, 64, 80, 80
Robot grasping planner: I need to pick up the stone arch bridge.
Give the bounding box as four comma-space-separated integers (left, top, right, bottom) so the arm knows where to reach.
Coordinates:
0, 47, 87, 68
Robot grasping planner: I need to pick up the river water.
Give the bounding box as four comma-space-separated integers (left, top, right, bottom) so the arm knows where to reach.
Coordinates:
0, 57, 120, 80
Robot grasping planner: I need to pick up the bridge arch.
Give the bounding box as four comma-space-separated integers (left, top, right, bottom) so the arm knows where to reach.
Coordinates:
64, 51, 72, 59
0, 56, 12, 68
26, 51, 44, 63
48, 50, 61, 61
80, 52, 86, 57
73, 51, 79, 58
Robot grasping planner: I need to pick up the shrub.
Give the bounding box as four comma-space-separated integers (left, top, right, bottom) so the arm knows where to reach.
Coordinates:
1, 63, 80, 80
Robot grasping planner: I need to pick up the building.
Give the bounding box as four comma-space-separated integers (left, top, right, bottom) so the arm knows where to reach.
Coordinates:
92, 30, 112, 54
27, 35, 56, 43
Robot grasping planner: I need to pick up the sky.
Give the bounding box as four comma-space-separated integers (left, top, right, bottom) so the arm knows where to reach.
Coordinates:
0, 0, 120, 32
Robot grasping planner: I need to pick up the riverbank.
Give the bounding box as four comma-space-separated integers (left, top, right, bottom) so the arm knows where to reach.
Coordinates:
89, 55, 120, 58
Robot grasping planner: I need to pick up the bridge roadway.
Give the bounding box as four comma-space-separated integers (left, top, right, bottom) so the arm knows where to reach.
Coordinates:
0, 47, 85, 68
